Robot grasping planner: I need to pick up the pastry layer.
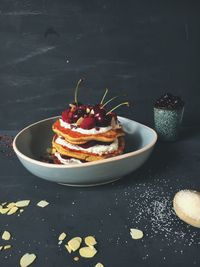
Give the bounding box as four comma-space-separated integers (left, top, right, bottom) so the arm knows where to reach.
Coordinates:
54, 135, 119, 156
52, 119, 124, 144
52, 136, 125, 162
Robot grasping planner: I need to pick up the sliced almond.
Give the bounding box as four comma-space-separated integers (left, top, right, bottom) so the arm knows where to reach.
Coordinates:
79, 246, 97, 258
73, 256, 79, 261
86, 108, 90, 113
2, 231, 11, 241
7, 206, 18, 215
37, 200, 49, 208
58, 232, 66, 241
15, 200, 30, 208
1, 202, 7, 206
95, 263, 104, 267
4, 245, 11, 250
74, 237, 82, 243
85, 236, 97, 246
130, 228, 144, 240
76, 117, 84, 126
68, 238, 81, 252
7, 202, 16, 209
0, 208, 9, 214
20, 253, 36, 267
65, 244, 72, 253
0, 246, 3, 251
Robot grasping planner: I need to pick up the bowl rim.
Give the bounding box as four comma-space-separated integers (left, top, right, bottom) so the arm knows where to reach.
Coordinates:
13, 116, 157, 169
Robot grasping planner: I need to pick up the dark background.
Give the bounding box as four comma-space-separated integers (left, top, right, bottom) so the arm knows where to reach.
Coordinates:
1, 2, 200, 267
0, 0, 200, 129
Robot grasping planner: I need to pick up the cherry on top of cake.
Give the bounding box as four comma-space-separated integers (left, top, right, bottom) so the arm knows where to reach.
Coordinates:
61, 79, 129, 130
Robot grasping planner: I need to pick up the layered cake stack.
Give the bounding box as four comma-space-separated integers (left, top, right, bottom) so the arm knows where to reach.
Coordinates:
51, 80, 128, 164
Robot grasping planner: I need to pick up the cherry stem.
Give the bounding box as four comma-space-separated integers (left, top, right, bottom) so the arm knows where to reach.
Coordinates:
101, 95, 120, 108
74, 79, 83, 105
100, 88, 108, 104
106, 102, 129, 114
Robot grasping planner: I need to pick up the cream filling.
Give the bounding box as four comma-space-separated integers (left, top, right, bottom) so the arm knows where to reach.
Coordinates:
55, 136, 119, 156
59, 118, 113, 134
54, 152, 82, 165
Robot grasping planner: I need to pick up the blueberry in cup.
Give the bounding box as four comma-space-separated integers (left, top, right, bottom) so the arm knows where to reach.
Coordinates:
154, 93, 185, 141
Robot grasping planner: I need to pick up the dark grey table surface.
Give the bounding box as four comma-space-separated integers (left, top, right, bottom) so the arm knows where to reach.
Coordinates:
0, 128, 200, 267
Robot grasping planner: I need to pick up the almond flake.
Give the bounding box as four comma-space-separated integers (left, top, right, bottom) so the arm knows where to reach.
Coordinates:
0, 208, 9, 214
65, 244, 72, 253
74, 256, 79, 261
130, 228, 144, 240
95, 263, 104, 267
74, 237, 82, 243
79, 246, 97, 258
58, 232, 66, 241
4, 245, 11, 250
68, 238, 81, 252
15, 200, 30, 208
7, 206, 18, 215
20, 253, 36, 267
7, 202, 16, 209
0, 246, 3, 251
85, 236, 97, 246
37, 200, 49, 208
76, 117, 84, 126
2, 231, 11, 241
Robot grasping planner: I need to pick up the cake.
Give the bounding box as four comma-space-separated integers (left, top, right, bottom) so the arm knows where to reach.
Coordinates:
50, 79, 129, 165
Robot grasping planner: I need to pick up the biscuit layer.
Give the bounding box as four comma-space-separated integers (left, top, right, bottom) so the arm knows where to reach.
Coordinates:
52, 120, 124, 144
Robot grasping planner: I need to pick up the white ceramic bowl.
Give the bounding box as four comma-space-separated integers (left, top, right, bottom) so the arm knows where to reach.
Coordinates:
13, 116, 157, 186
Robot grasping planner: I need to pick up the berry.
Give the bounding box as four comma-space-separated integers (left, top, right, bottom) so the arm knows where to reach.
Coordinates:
80, 117, 96, 129
62, 110, 71, 123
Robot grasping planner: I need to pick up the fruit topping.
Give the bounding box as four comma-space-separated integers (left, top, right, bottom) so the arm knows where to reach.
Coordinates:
154, 93, 184, 110
61, 80, 129, 128
80, 117, 96, 129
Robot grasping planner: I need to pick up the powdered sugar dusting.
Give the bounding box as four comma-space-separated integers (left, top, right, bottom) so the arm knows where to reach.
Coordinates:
112, 175, 200, 260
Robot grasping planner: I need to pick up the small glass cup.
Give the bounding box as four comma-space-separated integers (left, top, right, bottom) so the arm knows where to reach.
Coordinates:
154, 106, 184, 141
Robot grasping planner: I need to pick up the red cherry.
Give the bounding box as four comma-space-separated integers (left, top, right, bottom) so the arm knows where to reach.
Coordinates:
62, 110, 71, 123
80, 117, 96, 129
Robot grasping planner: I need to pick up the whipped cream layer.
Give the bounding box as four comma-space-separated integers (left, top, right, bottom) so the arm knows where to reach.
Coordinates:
55, 136, 119, 156
54, 152, 82, 165
59, 119, 113, 134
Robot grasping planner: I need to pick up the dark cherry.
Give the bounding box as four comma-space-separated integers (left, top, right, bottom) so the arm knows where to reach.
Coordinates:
80, 117, 96, 129
95, 114, 111, 127
94, 104, 103, 112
